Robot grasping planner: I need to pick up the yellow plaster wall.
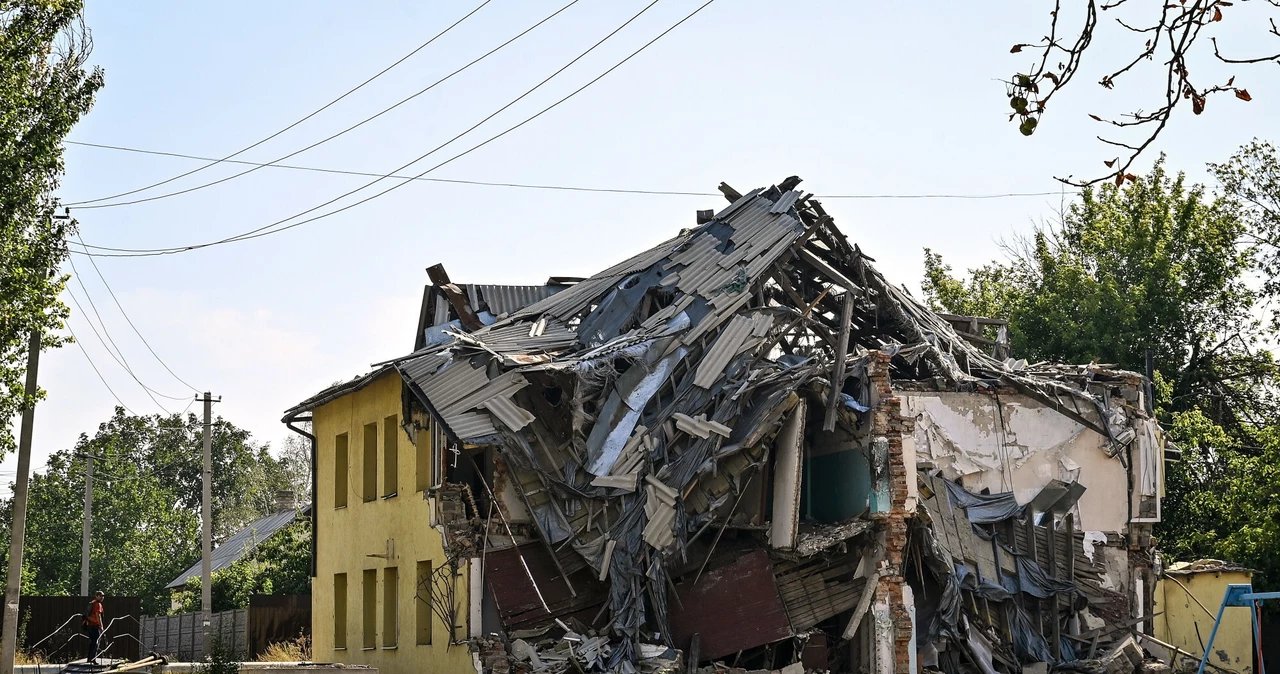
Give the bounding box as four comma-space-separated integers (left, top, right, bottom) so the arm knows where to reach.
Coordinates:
1154, 568, 1255, 674
311, 372, 474, 674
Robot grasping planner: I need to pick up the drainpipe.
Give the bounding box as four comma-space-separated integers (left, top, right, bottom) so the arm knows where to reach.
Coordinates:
286, 414, 317, 578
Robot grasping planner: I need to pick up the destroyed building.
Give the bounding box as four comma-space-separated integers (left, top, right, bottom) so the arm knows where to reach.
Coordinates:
286, 177, 1168, 674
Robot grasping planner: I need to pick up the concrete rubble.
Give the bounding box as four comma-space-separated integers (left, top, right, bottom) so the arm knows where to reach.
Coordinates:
392, 177, 1174, 673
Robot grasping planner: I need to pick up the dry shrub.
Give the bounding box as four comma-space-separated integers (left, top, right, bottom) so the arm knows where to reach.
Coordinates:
256, 634, 311, 663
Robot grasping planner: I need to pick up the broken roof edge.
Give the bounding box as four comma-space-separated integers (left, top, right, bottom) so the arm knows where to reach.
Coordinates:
280, 364, 398, 423
1164, 559, 1255, 576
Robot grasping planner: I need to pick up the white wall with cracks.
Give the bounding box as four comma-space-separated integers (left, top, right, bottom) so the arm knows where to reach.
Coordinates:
903, 391, 1129, 534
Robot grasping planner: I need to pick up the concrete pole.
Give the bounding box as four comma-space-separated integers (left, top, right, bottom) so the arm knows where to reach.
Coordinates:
0, 329, 43, 674
200, 392, 214, 659
80, 453, 94, 596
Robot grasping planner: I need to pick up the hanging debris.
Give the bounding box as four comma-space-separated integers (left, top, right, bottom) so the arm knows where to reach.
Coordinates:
385, 177, 1169, 673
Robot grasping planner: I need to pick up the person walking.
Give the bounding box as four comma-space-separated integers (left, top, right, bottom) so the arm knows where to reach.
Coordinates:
82, 591, 104, 663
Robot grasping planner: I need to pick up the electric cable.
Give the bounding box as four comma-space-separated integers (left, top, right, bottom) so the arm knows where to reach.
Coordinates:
65, 0, 494, 206
63, 284, 183, 410
65, 322, 140, 416
67, 0, 581, 210
72, 232, 200, 393
66, 140, 1063, 201
73, 0, 718, 258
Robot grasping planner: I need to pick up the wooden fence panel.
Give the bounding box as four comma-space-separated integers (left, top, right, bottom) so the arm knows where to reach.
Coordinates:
247, 595, 310, 659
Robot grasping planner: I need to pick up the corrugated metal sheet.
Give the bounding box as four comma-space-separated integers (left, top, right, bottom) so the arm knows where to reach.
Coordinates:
470, 319, 578, 354
483, 395, 536, 431
512, 274, 624, 321
475, 284, 566, 316
418, 358, 489, 404
167, 508, 307, 588
769, 189, 801, 214
668, 549, 792, 660
436, 371, 528, 418
693, 314, 754, 388
398, 352, 449, 384
446, 411, 498, 441
282, 365, 395, 420
711, 187, 764, 222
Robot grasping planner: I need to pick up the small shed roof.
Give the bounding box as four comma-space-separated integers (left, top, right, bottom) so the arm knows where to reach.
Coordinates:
166, 506, 311, 590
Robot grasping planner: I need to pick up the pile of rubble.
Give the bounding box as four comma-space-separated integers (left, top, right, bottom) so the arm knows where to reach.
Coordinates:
474, 623, 680, 674
399, 177, 1170, 673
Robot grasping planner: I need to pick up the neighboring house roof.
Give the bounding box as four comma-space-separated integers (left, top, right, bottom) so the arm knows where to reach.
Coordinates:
166, 506, 311, 589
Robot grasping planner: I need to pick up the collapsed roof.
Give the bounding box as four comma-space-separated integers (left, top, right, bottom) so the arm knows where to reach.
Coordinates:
386, 177, 1155, 670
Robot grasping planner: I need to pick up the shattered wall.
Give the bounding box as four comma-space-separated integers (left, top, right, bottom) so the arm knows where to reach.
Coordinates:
904, 392, 1127, 533
368, 176, 1168, 673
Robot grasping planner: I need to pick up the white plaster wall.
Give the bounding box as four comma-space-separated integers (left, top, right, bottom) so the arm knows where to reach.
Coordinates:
904, 392, 1129, 533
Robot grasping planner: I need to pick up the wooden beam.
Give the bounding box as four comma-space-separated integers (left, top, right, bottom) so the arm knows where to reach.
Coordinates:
823, 291, 854, 432
797, 248, 861, 293
427, 263, 484, 331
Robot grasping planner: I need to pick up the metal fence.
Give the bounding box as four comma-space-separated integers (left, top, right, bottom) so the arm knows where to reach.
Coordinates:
0, 595, 141, 663
139, 609, 247, 661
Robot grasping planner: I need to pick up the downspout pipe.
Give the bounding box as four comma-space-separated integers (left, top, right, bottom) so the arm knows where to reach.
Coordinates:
285, 414, 317, 578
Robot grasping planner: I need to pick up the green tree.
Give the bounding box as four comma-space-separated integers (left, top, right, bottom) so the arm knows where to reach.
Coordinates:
0, 408, 308, 613
924, 158, 1273, 431
1211, 139, 1280, 329
1, 1, 103, 457
922, 157, 1280, 589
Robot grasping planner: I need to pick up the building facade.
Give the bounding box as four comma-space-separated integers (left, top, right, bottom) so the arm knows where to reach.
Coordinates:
288, 369, 475, 674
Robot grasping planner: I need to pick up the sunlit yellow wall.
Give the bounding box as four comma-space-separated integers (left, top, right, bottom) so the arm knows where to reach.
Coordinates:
311, 372, 474, 674
1154, 565, 1254, 674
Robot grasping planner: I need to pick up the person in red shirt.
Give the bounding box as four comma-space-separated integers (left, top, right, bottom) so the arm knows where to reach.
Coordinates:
83, 591, 104, 663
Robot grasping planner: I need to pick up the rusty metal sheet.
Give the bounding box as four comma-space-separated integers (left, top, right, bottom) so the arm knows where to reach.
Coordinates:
485, 542, 608, 632
668, 549, 792, 661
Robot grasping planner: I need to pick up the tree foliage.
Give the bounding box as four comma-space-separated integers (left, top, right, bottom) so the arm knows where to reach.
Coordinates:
1211, 139, 1280, 329
923, 154, 1280, 588
1, 0, 103, 458
0, 408, 308, 613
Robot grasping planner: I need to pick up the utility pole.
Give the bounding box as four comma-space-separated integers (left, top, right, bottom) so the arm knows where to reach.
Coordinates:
1, 329, 42, 674
198, 392, 218, 659
80, 453, 95, 596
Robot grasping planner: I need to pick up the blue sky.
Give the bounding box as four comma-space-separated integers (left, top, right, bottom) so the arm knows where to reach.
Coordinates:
4, 0, 1277, 488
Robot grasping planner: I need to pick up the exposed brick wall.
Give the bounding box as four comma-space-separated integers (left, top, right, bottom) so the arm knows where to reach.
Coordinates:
868, 352, 917, 673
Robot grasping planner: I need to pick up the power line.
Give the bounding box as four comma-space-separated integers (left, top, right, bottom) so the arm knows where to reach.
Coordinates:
66, 141, 1064, 201
67, 0, 583, 211
65, 257, 186, 406
65, 0, 494, 207
72, 232, 201, 393
65, 322, 138, 416
72, 0, 718, 258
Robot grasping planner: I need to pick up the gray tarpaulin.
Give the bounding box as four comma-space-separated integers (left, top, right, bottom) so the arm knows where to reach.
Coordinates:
1009, 555, 1077, 599
1010, 603, 1054, 663
941, 479, 1026, 524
